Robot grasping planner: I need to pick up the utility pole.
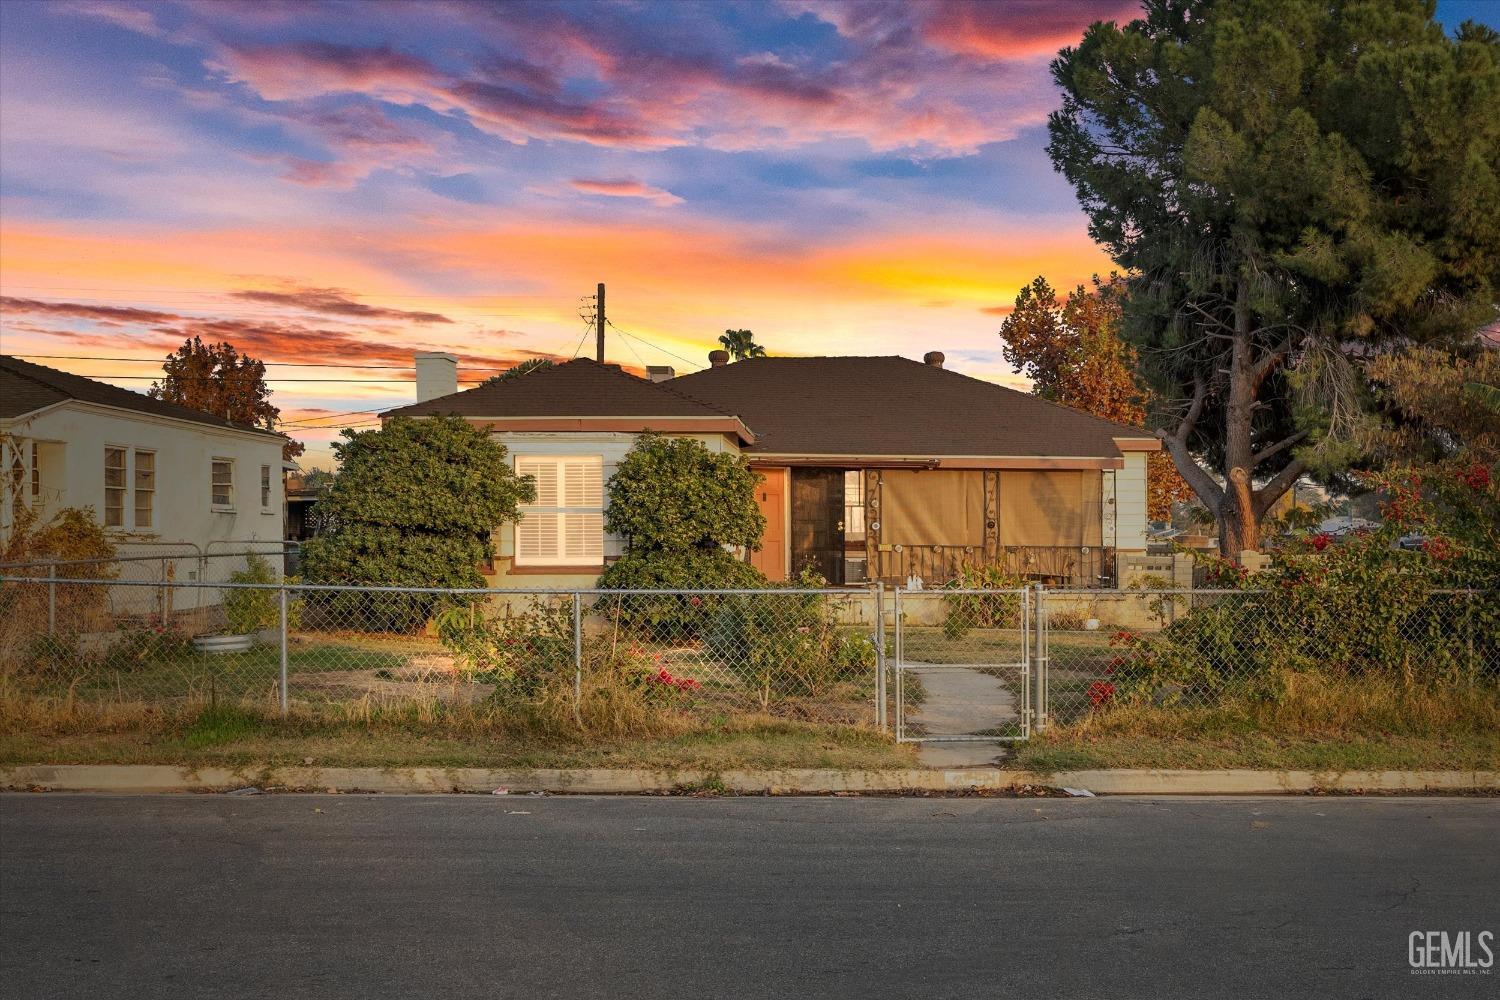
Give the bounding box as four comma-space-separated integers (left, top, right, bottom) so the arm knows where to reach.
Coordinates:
596, 282, 606, 362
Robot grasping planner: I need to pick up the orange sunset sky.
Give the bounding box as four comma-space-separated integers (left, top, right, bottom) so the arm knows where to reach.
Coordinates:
2, 0, 1492, 467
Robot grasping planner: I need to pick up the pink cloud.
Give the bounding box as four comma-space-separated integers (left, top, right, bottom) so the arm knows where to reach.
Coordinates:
568, 178, 684, 207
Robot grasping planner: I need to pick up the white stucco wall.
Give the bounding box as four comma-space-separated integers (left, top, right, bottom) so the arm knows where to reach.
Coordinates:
3, 400, 286, 565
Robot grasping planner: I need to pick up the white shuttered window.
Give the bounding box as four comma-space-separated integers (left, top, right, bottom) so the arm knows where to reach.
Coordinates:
515, 456, 604, 566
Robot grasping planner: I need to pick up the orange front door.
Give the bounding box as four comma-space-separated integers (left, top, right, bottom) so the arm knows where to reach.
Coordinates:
750, 467, 788, 581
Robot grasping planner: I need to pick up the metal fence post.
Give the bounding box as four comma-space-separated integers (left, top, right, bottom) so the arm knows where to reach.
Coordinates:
874, 583, 886, 731
278, 586, 289, 717
1033, 582, 1047, 732
572, 592, 583, 709
47, 564, 56, 635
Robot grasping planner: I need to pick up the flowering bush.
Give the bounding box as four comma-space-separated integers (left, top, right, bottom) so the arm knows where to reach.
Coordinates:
434, 598, 573, 699
1114, 462, 1499, 702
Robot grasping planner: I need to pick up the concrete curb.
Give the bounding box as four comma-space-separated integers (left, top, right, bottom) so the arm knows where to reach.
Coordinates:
3, 764, 1498, 795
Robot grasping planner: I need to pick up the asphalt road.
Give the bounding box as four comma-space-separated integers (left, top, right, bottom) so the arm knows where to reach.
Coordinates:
2, 794, 1496, 999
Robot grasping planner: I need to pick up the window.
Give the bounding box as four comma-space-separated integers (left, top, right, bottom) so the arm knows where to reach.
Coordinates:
134, 450, 155, 529
211, 459, 234, 509
30, 443, 39, 503
260, 464, 273, 511
104, 447, 127, 527
514, 456, 604, 566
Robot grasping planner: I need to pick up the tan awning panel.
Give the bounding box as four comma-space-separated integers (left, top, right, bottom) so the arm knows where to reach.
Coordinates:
879, 470, 984, 546
998, 470, 1103, 547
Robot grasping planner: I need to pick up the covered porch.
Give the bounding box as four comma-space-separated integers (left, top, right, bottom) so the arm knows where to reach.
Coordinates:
749, 463, 1117, 589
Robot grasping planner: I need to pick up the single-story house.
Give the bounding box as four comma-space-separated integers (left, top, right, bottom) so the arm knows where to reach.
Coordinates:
0, 355, 289, 578
385, 349, 1159, 589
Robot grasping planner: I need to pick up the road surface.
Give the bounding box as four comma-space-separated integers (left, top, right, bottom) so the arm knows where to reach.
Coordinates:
2, 794, 1495, 998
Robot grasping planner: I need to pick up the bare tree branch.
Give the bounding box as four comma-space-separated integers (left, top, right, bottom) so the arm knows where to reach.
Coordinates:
1253, 459, 1307, 518
1251, 429, 1309, 469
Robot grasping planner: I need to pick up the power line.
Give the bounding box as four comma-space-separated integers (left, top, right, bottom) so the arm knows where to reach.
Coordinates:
1, 285, 565, 300
48, 374, 494, 384
605, 318, 705, 371
9, 354, 513, 371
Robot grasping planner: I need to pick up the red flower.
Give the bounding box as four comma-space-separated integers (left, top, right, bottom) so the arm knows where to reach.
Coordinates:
1461, 464, 1491, 491
1087, 681, 1116, 706
1309, 533, 1331, 552
1422, 538, 1455, 562
689, 596, 702, 606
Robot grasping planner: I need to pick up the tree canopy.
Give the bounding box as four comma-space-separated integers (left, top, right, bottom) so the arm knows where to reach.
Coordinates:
718, 329, 766, 360
1047, 0, 1500, 555
149, 336, 303, 460
480, 358, 555, 386
1001, 274, 1192, 520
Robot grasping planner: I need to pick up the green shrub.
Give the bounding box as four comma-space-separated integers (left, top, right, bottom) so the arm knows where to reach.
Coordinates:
705, 572, 875, 707
103, 623, 193, 671
603, 432, 763, 552
597, 433, 767, 639
302, 415, 533, 629
941, 564, 1025, 639
597, 549, 765, 641
222, 555, 301, 636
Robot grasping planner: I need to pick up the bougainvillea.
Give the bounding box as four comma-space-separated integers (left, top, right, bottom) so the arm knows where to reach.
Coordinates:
1112, 461, 1498, 702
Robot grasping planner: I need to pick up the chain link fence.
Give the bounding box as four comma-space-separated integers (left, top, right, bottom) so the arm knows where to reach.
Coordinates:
1035, 587, 1499, 727
0, 577, 884, 727
2, 572, 1494, 740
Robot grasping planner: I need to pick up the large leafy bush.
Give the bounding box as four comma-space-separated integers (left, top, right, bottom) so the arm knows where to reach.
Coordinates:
302, 416, 533, 630
598, 433, 766, 636
1116, 462, 1499, 701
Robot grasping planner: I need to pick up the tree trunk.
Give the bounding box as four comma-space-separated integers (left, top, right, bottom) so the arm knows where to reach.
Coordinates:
1218, 468, 1259, 556
1157, 280, 1306, 563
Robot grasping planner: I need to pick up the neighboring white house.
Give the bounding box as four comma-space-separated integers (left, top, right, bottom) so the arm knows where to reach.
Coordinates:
1, 356, 288, 586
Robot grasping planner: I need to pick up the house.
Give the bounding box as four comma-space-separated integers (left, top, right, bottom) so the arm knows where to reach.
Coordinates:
0, 356, 288, 577
385, 349, 1159, 589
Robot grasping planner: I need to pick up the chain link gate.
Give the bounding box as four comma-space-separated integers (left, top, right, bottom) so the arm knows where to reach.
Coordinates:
892, 587, 1035, 743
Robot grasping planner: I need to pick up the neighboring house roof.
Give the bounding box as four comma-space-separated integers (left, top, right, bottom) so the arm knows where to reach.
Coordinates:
0, 355, 283, 438
669, 356, 1153, 459
386, 358, 732, 419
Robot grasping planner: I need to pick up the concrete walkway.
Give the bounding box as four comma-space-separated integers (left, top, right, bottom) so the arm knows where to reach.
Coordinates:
902, 662, 1019, 767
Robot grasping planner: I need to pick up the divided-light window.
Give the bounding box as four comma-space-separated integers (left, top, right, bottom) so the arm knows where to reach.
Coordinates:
211, 459, 234, 509
104, 447, 127, 527
514, 456, 604, 566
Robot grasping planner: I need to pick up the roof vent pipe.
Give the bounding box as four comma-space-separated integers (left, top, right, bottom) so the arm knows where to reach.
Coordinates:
923, 351, 945, 368
709, 350, 730, 367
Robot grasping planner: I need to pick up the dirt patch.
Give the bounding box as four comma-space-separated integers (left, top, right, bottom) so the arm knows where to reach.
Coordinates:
290, 659, 493, 703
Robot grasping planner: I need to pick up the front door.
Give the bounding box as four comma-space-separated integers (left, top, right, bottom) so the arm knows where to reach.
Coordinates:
791, 468, 844, 584
750, 467, 788, 582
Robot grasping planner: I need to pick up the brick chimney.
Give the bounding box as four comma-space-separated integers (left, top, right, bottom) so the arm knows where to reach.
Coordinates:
923, 351, 945, 368
414, 352, 458, 402
646, 365, 676, 383
709, 350, 729, 367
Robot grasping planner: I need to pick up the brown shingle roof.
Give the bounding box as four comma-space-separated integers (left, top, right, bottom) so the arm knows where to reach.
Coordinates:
383, 358, 737, 420
668, 356, 1149, 458
0, 355, 284, 438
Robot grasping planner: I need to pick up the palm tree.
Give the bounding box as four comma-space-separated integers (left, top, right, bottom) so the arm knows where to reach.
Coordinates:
718, 329, 766, 361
